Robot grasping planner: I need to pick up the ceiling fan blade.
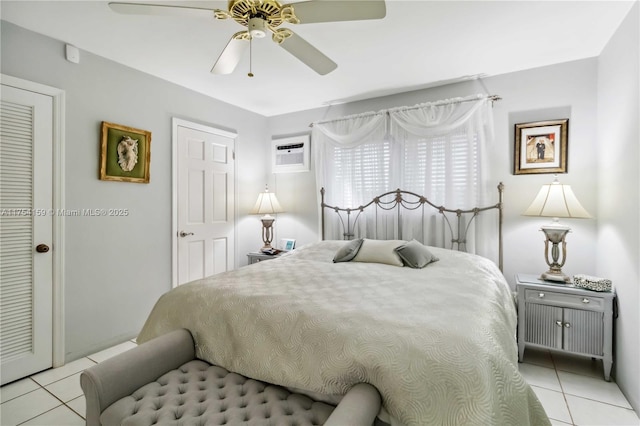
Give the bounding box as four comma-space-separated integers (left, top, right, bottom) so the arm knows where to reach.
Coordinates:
287, 0, 386, 24
108, 2, 216, 18
211, 34, 249, 75
279, 31, 337, 75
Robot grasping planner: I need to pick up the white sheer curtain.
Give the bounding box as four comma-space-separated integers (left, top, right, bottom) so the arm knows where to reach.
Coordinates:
313, 112, 388, 239
389, 96, 492, 204
313, 112, 389, 205
388, 95, 495, 258
313, 94, 497, 260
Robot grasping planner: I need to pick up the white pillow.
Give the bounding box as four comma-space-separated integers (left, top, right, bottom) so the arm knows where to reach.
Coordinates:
352, 239, 405, 267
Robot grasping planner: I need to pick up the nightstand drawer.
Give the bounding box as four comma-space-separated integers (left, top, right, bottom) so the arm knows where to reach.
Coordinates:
524, 289, 604, 310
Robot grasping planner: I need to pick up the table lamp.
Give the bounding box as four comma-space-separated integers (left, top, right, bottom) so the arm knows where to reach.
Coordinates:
522, 177, 591, 282
250, 185, 283, 250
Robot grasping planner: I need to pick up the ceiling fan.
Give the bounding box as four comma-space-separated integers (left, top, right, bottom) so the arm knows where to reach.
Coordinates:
108, 0, 386, 76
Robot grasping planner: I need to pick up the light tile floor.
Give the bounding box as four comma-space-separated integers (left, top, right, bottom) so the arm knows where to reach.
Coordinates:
0, 340, 137, 426
1, 342, 638, 425
519, 348, 639, 426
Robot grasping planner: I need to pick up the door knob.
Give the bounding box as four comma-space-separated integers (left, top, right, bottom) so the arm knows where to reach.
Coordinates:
35, 244, 50, 253
179, 231, 194, 238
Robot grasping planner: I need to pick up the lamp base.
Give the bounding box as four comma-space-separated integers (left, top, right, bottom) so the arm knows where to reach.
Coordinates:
260, 216, 275, 251
539, 221, 572, 284
540, 270, 571, 283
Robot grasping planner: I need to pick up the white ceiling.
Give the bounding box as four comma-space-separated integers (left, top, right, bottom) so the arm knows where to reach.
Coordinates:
1, 1, 635, 116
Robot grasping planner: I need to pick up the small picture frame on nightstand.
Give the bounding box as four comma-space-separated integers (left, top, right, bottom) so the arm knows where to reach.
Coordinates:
278, 238, 296, 251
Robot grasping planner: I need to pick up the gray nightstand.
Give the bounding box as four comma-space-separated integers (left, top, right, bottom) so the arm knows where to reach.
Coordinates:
515, 274, 615, 381
247, 252, 281, 265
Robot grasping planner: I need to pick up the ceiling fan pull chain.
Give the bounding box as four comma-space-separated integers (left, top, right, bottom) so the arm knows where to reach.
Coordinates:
248, 36, 254, 77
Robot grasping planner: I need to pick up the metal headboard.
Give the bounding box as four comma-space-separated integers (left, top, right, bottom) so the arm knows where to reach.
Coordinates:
321, 183, 504, 271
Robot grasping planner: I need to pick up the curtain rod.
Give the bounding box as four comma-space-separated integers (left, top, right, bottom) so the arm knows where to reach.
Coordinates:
309, 94, 501, 128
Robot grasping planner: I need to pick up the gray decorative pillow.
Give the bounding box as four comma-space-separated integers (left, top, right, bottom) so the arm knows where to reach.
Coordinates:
394, 239, 439, 268
333, 239, 364, 263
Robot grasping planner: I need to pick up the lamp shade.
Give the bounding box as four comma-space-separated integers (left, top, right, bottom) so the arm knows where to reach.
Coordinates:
523, 179, 591, 219
250, 189, 283, 215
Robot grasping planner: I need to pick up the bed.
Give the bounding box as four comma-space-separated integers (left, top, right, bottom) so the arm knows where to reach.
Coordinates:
137, 185, 550, 426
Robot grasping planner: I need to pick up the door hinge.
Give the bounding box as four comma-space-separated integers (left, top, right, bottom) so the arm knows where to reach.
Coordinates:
232, 150, 235, 160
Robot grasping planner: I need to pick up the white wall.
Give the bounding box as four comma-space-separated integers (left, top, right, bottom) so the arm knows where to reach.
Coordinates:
269, 59, 600, 290
1, 21, 269, 360
597, 3, 640, 412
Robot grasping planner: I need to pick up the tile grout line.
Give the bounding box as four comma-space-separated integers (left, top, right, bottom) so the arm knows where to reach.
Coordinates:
42, 358, 92, 421
40, 376, 87, 421
562, 391, 637, 411
0, 377, 40, 405
522, 352, 639, 424
13, 384, 66, 426
551, 357, 635, 411
550, 354, 576, 426
64, 400, 86, 420
16, 406, 62, 426
1, 360, 92, 423
18, 373, 87, 424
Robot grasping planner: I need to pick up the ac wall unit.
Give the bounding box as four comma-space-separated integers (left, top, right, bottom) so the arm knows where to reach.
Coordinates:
272, 135, 310, 173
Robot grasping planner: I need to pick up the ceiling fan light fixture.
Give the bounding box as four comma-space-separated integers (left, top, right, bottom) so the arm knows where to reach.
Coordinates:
248, 17, 267, 38
110, 0, 387, 76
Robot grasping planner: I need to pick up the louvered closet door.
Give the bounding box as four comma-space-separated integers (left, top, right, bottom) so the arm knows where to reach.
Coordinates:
0, 84, 54, 385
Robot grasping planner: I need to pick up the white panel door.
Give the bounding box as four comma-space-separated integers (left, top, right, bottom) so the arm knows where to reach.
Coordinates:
0, 85, 54, 384
176, 121, 235, 285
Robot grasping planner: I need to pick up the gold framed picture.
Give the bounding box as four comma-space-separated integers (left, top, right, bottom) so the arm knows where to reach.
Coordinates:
100, 121, 151, 183
514, 119, 568, 175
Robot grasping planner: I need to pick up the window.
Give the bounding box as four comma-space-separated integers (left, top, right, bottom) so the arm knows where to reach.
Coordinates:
312, 96, 494, 256
314, 96, 490, 210
333, 141, 391, 207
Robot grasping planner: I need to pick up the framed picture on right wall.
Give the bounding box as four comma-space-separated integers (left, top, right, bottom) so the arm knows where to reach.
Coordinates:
514, 119, 568, 175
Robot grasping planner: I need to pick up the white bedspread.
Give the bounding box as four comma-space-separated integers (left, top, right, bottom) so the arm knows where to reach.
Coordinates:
138, 241, 549, 426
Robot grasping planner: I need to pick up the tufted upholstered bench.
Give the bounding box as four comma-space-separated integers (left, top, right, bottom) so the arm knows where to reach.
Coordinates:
80, 329, 382, 426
